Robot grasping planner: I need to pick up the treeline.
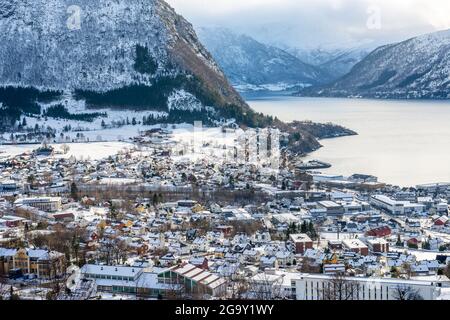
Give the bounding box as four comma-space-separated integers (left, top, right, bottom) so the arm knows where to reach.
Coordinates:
0, 87, 62, 131
217, 103, 275, 128
74, 73, 230, 112
44, 104, 106, 122
142, 109, 214, 126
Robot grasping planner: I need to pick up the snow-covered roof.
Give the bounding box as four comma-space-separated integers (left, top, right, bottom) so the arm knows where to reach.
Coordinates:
81, 264, 143, 278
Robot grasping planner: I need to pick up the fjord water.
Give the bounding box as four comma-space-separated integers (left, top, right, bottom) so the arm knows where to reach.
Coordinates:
248, 95, 450, 187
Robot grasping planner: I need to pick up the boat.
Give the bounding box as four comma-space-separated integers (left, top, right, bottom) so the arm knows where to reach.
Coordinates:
297, 160, 332, 170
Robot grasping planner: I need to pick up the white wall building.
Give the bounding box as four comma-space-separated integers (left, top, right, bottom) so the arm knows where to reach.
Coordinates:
293, 273, 446, 300
14, 197, 62, 212
370, 195, 425, 215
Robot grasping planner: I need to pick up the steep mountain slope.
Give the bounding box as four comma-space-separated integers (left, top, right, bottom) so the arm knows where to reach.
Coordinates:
196, 27, 331, 92
0, 0, 251, 129
300, 29, 450, 99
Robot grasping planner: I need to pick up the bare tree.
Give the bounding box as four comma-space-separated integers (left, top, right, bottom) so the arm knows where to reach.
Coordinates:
98, 238, 128, 265
61, 144, 70, 154
249, 273, 284, 300
402, 262, 413, 279
0, 277, 9, 300
164, 276, 187, 300
393, 285, 424, 300
223, 266, 248, 299
98, 240, 115, 265
321, 272, 359, 300
228, 274, 249, 300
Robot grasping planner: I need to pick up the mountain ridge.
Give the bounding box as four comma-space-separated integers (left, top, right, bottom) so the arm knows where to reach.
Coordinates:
299, 29, 450, 99
196, 27, 332, 92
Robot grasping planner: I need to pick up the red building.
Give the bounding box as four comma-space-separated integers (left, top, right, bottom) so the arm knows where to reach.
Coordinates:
434, 216, 449, 226
343, 239, 369, 256
290, 234, 313, 254
365, 226, 392, 237
215, 226, 234, 238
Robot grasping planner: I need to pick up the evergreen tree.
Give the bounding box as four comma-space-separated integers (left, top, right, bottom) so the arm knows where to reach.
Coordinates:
70, 182, 79, 200
300, 221, 307, 233
396, 234, 403, 246
152, 193, 159, 206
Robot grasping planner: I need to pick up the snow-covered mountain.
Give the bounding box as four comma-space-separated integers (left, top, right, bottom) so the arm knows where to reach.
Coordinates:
0, 0, 250, 129
300, 29, 450, 99
285, 46, 373, 80
196, 27, 332, 92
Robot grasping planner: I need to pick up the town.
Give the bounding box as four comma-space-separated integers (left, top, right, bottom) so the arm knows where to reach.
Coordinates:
0, 124, 449, 300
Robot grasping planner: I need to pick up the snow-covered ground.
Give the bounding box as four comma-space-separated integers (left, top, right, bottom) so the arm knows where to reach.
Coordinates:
390, 248, 447, 261
437, 287, 450, 300
170, 126, 240, 162
169, 126, 280, 171
0, 141, 134, 161
96, 178, 140, 185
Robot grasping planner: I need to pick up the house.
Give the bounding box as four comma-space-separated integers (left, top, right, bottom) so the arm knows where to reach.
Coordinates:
214, 225, 234, 238
189, 256, 209, 270
323, 263, 346, 275
434, 216, 449, 227
52, 212, 75, 222
159, 253, 180, 267
0, 215, 25, 228
260, 255, 277, 269
0, 247, 65, 279
407, 237, 420, 248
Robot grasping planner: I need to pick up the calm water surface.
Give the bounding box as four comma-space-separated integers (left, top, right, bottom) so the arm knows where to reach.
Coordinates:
248, 95, 450, 187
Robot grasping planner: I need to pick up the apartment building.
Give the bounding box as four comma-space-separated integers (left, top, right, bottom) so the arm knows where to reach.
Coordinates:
290, 234, 313, 254
14, 196, 62, 212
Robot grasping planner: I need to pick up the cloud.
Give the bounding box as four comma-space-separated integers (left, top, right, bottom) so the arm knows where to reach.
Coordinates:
166, 0, 450, 48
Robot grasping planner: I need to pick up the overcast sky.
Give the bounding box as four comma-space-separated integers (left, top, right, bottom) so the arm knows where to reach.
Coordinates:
166, 0, 450, 49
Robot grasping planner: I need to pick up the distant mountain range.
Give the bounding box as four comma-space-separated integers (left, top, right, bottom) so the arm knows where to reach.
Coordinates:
196, 27, 334, 92
300, 29, 450, 99
284, 45, 374, 79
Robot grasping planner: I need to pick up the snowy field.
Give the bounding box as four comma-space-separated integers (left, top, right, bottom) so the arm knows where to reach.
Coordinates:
0, 141, 135, 161
168, 126, 280, 172
170, 126, 240, 162
390, 248, 449, 261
